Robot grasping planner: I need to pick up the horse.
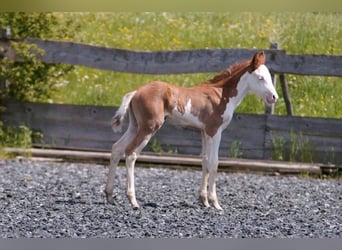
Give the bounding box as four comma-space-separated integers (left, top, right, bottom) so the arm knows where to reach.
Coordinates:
105, 51, 278, 210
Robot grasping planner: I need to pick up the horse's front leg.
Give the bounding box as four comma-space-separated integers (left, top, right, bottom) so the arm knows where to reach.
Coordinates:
208, 164, 222, 210
200, 131, 210, 207
201, 131, 223, 210
200, 131, 223, 210
200, 159, 210, 207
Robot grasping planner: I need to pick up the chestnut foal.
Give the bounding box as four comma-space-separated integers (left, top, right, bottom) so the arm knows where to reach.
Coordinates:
105, 51, 278, 210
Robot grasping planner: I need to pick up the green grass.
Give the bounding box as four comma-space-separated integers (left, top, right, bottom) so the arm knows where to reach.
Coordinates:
50, 12, 342, 118
0, 123, 33, 158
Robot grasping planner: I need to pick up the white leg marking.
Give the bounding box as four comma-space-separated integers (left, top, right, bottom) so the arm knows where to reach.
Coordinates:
105, 117, 137, 204
203, 131, 223, 210
126, 152, 139, 208
200, 158, 210, 207
105, 150, 121, 204
125, 138, 150, 208
200, 131, 209, 207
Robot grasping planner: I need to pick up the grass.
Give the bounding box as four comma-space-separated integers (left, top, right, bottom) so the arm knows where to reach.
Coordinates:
0, 123, 33, 158
271, 136, 286, 161
272, 131, 315, 163
228, 140, 242, 158
48, 12, 342, 118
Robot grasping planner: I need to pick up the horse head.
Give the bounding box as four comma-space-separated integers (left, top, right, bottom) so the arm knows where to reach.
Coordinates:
247, 51, 278, 105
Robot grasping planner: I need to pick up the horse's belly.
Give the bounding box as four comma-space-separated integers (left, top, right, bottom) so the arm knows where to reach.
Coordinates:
166, 109, 204, 130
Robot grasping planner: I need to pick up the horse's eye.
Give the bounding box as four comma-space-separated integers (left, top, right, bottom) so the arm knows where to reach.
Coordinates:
258, 76, 264, 81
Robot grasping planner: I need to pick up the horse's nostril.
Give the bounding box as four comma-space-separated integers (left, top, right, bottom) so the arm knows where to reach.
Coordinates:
272, 95, 276, 100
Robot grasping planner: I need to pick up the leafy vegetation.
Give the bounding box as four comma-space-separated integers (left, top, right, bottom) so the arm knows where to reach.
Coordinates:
0, 12, 78, 101
0, 122, 32, 157
0, 12, 79, 153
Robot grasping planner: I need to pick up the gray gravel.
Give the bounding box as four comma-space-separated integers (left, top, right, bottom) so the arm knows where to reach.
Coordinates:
0, 158, 341, 238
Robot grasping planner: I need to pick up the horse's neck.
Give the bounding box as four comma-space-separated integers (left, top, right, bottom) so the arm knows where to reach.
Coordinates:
224, 73, 249, 110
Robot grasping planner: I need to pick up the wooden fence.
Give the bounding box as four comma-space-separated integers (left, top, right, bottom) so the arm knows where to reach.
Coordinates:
2, 100, 341, 164
0, 37, 342, 164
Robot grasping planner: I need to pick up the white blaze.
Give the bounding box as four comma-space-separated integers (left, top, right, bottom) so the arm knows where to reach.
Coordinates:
251, 65, 278, 104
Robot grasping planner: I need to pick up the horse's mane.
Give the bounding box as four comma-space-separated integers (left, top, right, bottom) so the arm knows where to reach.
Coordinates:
207, 59, 252, 85
201, 51, 266, 88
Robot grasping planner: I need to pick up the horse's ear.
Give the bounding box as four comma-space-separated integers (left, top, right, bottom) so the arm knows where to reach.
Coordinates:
251, 51, 266, 69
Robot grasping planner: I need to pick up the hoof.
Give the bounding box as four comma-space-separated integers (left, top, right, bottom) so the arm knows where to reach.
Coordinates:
213, 203, 223, 211
131, 201, 140, 209
199, 195, 210, 208
104, 190, 114, 205
209, 197, 223, 211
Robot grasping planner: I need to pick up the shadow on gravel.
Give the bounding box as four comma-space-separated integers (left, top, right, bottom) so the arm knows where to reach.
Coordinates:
142, 201, 198, 209
54, 199, 87, 205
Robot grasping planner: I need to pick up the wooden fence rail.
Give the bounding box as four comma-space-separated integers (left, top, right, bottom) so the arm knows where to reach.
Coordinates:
1, 38, 342, 76
1, 101, 341, 164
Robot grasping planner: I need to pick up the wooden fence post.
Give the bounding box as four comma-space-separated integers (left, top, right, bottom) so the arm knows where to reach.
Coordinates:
265, 43, 278, 115
279, 73, 294, 116
265, 42, 294, 116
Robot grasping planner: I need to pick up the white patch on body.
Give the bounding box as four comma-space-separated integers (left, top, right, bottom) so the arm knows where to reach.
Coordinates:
220, 75, 247, 129
220, 100, 235, 130
168, 99, 204, 129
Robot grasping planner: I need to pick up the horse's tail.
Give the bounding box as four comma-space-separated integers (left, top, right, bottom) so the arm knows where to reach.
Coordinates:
111, 90, 137, 133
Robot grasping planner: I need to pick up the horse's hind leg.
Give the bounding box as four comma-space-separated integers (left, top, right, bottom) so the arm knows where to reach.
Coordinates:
124, 120, 163, 208
105, 113, 137, 204
124, 135, 150, 208
105, 131, 135, 204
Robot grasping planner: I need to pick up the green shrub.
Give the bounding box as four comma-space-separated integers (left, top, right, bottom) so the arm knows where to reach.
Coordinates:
0, 12, 79, 102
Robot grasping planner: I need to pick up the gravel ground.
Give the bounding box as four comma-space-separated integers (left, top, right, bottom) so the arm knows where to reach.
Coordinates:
0, 158, 341, 238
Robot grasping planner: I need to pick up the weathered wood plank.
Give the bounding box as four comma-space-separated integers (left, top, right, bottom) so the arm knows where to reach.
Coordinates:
1, 101, 341, 163
28, 39, 342, 76
270, 53, 342, 76
4, 147, 324, 174
1, 38, 341, 76
26, 116, 264, 158
0, 101, 266, 159
26, 39, 342, 76
1, 100, 115, 121
28, 39, 281, 74
267, 115, 342, 137
0, 38, 272, 74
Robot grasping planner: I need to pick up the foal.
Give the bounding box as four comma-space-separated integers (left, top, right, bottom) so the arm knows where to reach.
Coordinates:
105, 51, 278, 210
